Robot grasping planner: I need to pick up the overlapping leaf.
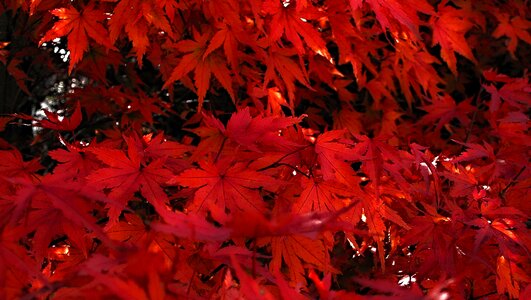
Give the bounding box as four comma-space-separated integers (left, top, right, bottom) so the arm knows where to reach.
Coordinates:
40, 4, 114, 73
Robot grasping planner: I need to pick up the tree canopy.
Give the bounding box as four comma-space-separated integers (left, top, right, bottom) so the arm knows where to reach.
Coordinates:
0, 0, 530, 299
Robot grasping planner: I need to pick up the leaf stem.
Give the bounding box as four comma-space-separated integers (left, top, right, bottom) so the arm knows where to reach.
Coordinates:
276, 162, 310, 178
257, 143, 312, 171
214, 137, 227, 163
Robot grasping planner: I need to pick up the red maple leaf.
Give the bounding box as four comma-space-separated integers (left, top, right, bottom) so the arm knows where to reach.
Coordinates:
7, 172, 116, 251
109, 0, 173, 66
153, 209, 230, 242
163, 30, 235, 108
351, 134, 407, 192
496, 255, 529, 298
203, 21, 256, 70
224, 107, 305, 152
492, 13, 531, 57
26, 199, 93, 263
190, 108, 304, 160
260, 234, 335, 285
313, 130, 357, 184
48, 139, 101, 179
87, 136, 174, 224
293, 177, 350, 214
2, 0, 531, 298
15, 102, 83, 132
229, 256, 276, 300
483, 71, 531, 112
430, 2, 477, 75
40, 3, 114, 73
0, 225, 45, 300
169, 159, 279, 222
350, 0, 433, 37
263, 0, 331, 60
264, 45, 312, 102
400, 214, 460, 277
420, 94, 475, 131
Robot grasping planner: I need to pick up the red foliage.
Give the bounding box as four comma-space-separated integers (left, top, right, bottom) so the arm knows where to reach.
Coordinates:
0, 0, 530, 299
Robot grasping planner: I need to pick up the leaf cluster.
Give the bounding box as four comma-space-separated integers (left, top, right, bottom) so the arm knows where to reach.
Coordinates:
0, 0, 529, 299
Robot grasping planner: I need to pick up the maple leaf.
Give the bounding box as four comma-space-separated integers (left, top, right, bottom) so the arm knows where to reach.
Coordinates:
7, 173, 116, 249
0, 150, 42, 223
263, 0, 331, 60
349, 191, 410, 270
308, 54, 345, 92
420, 94, 474, 131
409, 143, 443, 205
203, 21, 256, 69
109, 0, 173, 66
152, 209, 230, 241
123, 133, 193, 173
273, 270, 307, 300
189, 112, 228, 160
169, 159, 279, 222
67, 86, 121, 118
87, 137, 174, 224
163, 31, 234, 108
400, 215, 459, 277
492, 13, 531, 57
229, 256, 276, 300
251, 200, 348, 285
496, 255, 530, 298
15, 101, 83, 131
26, 200, 93, 263
3, 58, 30, 94
333, 106, 363, 136
229, 201, 362, 240
393, 42, 443, 108
79, 255, 150, 300
467, 215, 528, 259
293, 177, 349, 214
3, 0, 531, 298
40, 4, 114, 73
323, 0, 362, 63
442, 164, 479, 198
0, 149, 42, 180
76, 46, 123, 83
224, 107, 305, 152
309, 270, 362, 300
313, 130, 357, 184
0, 226, 46, 300
48, 140, 101, 179
483, 74, 531, 112
115, 90, 168, 128
351, 134, 406, 192
264, 45, 312, 101
191, 108, 304, 160
350, 0, 433, 38
261, 87, 292, 115
261, 234, 335, 285
430, 2, 477, 75
452, 141, 495, 163
105, 213, 147, 244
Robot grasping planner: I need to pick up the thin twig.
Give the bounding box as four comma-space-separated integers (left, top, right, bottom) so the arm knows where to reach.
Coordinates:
463, 90, 484, 146
499, 166, 526, 199
472, 291, 497, 300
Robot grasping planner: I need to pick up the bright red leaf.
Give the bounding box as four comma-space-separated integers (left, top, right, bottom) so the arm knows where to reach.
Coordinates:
40, 4, 114, 73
